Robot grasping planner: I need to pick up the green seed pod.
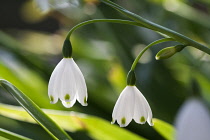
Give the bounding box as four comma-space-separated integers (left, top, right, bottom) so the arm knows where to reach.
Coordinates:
155, 45, 185, 60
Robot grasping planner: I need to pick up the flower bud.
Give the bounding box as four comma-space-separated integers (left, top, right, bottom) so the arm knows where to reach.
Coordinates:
155, 45, 185, 60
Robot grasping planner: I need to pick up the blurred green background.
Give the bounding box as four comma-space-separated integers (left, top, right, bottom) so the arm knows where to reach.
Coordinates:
0, 0, 210, 139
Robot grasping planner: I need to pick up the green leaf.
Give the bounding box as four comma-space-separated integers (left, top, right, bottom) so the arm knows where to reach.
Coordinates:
0, 136, 9, 140
0, 57, 53, 108
0, 128, 32, 140
0, 80, 72, 140
152, 118, 175, 140
0, 103, 147, 140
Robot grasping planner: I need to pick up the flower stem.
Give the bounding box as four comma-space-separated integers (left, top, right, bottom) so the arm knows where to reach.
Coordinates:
65, 19, 146, 41
130, 38, 175, 71
99, 0, 210, 55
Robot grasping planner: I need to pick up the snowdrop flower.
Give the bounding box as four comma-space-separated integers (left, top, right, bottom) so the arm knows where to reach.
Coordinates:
48, 58, 88, 108
175, 98, 210, 140
48, 37, 87, 107
112, 70, 153, 127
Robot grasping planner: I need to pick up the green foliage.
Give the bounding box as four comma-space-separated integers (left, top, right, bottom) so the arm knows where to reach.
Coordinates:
0, 80, 72, 140
153, 118, 175, 140
0, 128, 32, 140
0, 0, 210, 139
0, 103, 146, 140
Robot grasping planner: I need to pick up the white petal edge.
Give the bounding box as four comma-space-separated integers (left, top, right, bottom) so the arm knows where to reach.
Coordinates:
61, 95, 77, 108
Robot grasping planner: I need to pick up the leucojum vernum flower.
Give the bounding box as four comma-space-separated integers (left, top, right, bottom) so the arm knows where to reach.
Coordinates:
112, 70, 153, 127
48, 39, 88, 108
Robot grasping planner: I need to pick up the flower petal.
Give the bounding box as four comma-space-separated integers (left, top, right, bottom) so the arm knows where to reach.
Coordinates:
112, 86, 135, 127
133, 86, 153, 126
71, 59, 88, 106
48, 59, 66, 104
59, 58, 77, 102
133, 87, 147, 124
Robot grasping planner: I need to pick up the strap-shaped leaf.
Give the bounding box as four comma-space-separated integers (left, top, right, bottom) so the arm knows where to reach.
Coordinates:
0, 79, 72, 140
153, 118, 175, 140
0, 103, 147, 140
0, 128, 32, 140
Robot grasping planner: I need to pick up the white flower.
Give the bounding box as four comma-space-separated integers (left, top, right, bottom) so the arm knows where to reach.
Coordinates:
48, 58, 87, 107
175, 98, 210, 140
112, 86, 153, 127
34, 0, 79, 13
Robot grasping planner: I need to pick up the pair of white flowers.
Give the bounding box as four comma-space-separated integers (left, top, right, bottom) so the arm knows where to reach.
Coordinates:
48, 57, 153, 127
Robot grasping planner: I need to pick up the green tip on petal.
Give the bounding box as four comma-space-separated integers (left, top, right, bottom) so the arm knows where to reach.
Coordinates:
150, 119, 154, 126
111, 118, 114, 123
84, 97, 87, 104
111, 118, 115, 124
121, 117, 126, 125
65, 94, 70, 101
84, 96, 87, 105
50, 95, 54, 103
140, 116, 146, 123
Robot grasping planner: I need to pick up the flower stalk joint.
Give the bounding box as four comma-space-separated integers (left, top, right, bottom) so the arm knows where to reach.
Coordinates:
62, 39, 72, 58
127, 70, 136, 86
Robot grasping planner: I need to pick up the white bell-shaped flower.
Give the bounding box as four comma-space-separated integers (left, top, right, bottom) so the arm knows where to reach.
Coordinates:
112, 86, 153, 127
48, 58, 87, 107
175, 98, 210, 140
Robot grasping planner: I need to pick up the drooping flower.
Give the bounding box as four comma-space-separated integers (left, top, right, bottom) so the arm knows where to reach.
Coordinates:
175, 98, 210, 140
111, 85, 153, 127
48, 58, 87, 108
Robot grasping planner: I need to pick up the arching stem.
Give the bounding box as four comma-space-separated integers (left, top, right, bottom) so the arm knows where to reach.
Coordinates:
99, 0, 210, 55
65, 19, 146, 40
130, 38, 175, 71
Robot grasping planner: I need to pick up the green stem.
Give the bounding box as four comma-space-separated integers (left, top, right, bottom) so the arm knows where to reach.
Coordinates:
65, 19, 146, 40
63, 19, 148, 57
130, 38, 175, 71
99, 0, 210, 55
